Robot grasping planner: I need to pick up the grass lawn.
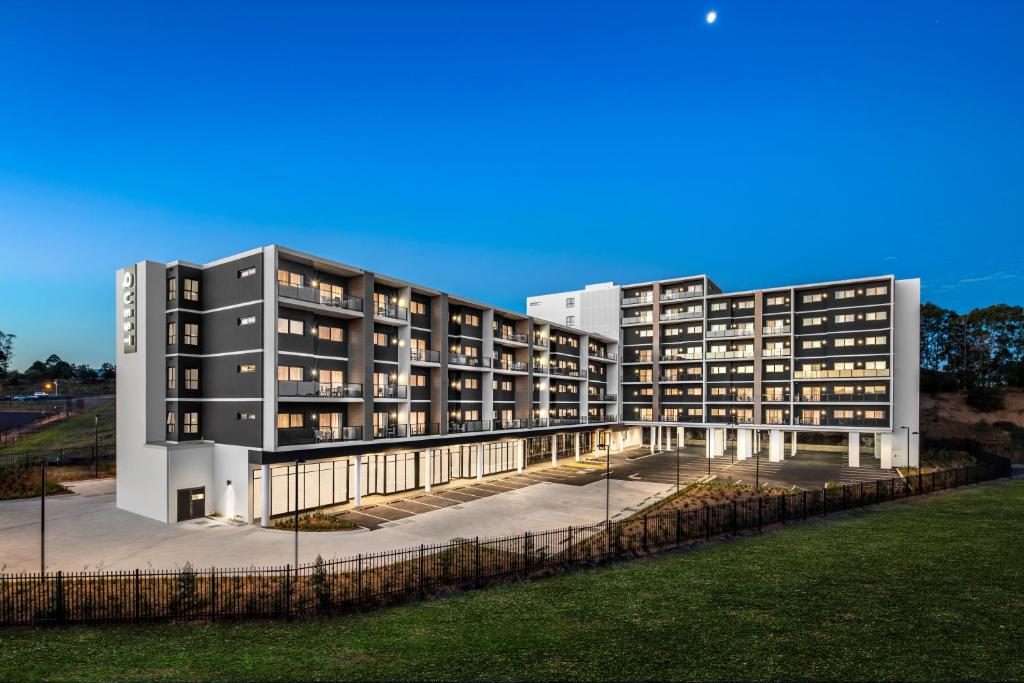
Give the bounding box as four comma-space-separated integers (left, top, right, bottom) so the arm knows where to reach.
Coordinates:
0, 399, 115, 455
1, 481, 1021, 681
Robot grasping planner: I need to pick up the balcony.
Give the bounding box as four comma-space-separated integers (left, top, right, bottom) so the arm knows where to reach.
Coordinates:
660, 310, 702, 322
373, 424, 409, 439
494, 359, 529, 372
410, 349, 441, 364
533, 363, 549, 374
659, 289, 702, 302
763, 324, 792, 335
707, 394, 755, 403
277, 381, 363, 398
375, 302, 409, 322
278, 283, 362, 313
449, 353, 491, 369
659, 375, 699, 382
409, 422, 441, 437
622, 315, 653, 325
622, 294, 654, 306
706, 415, 754, 425
706, 327, 754, 338
793, 368, 890, 379
762, 394, 791, 403
793, 416, 888, 427
494, 418, 529, 430
495, 330, 528, 345
589, 349, 617, 361
762, 348, 791, 357
449, 420, 490, 433
661, 351, 702, 361
529, 418, 549, 428
278, 425, 363, 446
533, 337, 549, 348
589, 415, 617, 424
549, 366, 583, 378
589, 393, 617, 402
372, 384, 408, 400
794, 393, 891, 403
705, 350, 755, 359
549, 417, 582, 426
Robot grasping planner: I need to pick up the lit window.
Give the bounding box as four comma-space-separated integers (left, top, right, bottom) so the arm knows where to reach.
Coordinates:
166, 411, 176, 433
183, 278, 199, 302
277, 270, 302, 287
835, 289, 855, 300
166, 366, 176, 390
277, 318, 303, 335
185, 368, 199, 390
238, 315, 256, 326
866, 286, 888, 296
238, 267, 256, 278
183, 412, 199, 434
834, 314, 855, 323
167, 278, 177, 301
277, 413, 303, 428
167, 322, 177, 345
411, 301, 426, 315
802, 293, 824, 303
238, 364, 256, 373
277, 366, 303, 381
184, 323, 199, 346
710, 301, 728, 311
865, 310, 888, 321
238, 412, 256, 421
318, 325, 344, 342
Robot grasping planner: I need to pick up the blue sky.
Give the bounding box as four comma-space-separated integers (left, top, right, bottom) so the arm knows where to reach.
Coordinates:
1, 0, 1022, 370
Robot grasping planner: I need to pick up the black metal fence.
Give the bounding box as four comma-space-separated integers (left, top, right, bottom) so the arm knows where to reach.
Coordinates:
0, 445, 115, 470
0, 461, 1010, 627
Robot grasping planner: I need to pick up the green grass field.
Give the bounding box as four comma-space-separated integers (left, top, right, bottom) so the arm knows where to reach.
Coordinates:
0, 399, 115, 454
1, 481, 1021, 681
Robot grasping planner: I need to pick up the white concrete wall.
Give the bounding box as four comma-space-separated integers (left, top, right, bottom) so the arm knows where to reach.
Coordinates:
893, 278, 921, 467
213, 444, 252, 522
166, 443, 215, 521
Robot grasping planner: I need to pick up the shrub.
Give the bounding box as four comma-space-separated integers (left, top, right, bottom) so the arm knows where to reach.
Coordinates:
966, 385, 1005, 412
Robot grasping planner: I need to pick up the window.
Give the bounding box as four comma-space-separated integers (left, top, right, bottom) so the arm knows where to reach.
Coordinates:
464, 313, 480, 327
277, 318, 303, 335
183, 412, 199, 434
373, 332, 388, 347
636, 368, 652, 382
865, 310, 888, 321
710, 301, 728, 311
184, 323, 199, 346
766, 295, 787, 306
636, 329, 652, 338
687, 407, 703, 417
167, 278, 176, 301
167, 322, 177, 345
238, 364, 256, 373
566, 297, 575, 308
865, 410, 885, 420
834, 314, 854, 323
735, 300, 754, 309
865, 385, 887, 395
802, 293, 824, 303
835, 338, 856, 348
166, 411, 176, 433
710, 365, 727, 375
566, 316, 575, 326
319, 282, 343, 302
687, 325, 702, 334
834, 289, 855, 300
277, 270, 302, 287
239, 267, 256, 278
765, 363, 787, 373
411, 373, 427, 387
804, 316, 824, 326
865, 360, 887, 370
834, 409, 854, 419
277, 366, 303, 381
238, 315, 256, 326
685, 366, 702, 376
464, 377, 479, 390
183, 278, 199, 302
277, 413, 304, 428
802, 339, 824, 350
185, 368, 199, 390
736, 364, 754, 374
866, 285, 888, 296
318, 325, 343, 342
411, 301, 426, 315
167, 366, 176, 390
834, 385, 854, 395
865, 336, 887, 345
238, 412, 256, 421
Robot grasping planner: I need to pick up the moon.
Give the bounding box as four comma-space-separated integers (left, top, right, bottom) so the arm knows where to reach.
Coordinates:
706, 10, 717, 24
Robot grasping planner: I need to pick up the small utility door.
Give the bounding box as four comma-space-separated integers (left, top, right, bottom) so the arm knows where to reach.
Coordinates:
176, 487, 206, 522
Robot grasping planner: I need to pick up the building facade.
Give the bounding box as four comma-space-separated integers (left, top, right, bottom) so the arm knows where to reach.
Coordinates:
528, 274, 920, 469
116, 246, 622, 525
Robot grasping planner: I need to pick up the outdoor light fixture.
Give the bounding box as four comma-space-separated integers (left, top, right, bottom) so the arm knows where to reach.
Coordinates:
226, 480, 232, 486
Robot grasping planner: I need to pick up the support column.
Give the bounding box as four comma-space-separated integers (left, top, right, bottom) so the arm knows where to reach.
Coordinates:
712, 428, 726, 457
551, 434, 558, 465
737, 429, 753, 460
650, 426, 656, 455
678, 427, 685, 448
753, 430, 759, 454
476, 443, 484, 481
848, 433, 860, 468
424, 450, 433, 492
575, 432, 581, 462
790, 431, 798, 458
260, 464, 270, 527
516, 439, 525, 473
768, 429, 784, 463
354, 454, 362, 508
873, 433, 882, 460
880, 432, 894, 469
705, 428, 713, 459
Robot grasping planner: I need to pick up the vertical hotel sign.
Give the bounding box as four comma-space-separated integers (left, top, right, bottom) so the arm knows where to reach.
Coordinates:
122, 265, 138, 353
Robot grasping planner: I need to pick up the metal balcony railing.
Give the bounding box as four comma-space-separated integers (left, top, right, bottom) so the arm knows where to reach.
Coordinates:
659, 289, 703, 302
375, 302, 409, 321
372, 384, 408, 399
494, 418, 529, 430
588, 415, 616, 423
763, 324, 792, 335
494, 359, 529, 372
659, 375, 699, 382
532, 364, 548, 374
794, 393, 891, 403
448, 420, 490, 433
278, 425, 363, 446
277, 381, 363, 398
548, 366, 581, 377
449, 353, 491, 368
794, 416, 888, 427
410, 349, 441, 363
589, 393, 617, 402
495, 331, 528, 344
533, 337, 549, 348
529, 418, 549, 428
278, 283, 363, 312
762, 395, 791, 403
409, 422, 440, 437
707, 394, 755, 403
549, 417, 582, 426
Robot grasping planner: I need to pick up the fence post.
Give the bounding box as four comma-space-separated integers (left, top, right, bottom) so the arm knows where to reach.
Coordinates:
704, 506, 710, 541
676, 508, 682, 546
356, 554, 363, 604
757, 497, 762, 532
210, 568, 216, 621
781, 494, 786, 525
419, 545, 425, 599
56, 570, 65, 625
285, 564, 292, 619
134, 568, 141, 622
475, 536, 481, 587
605, 520, 612, 562
643, 515, 649, 553
730, 501, 737, 536
567, 526, 574, 566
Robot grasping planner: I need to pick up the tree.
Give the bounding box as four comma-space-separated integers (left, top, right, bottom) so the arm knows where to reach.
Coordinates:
0, 330, 14, 376
99, 363, 116, 380
920, 302, 1024, 391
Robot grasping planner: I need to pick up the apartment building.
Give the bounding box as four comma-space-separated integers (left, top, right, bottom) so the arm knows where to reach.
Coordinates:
115, 246, 619, 525
528, 274, 920, 469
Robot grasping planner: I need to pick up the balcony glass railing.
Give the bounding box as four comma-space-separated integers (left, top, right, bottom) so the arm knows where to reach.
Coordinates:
410, 349, 441, 363
409, 422, 440, 437
763, 324, 792, 335
589, 393, 617, 402
660, 311, 702, 321
449, 420, 490, 433
278, 283, 363, 312
277, 381, 363, 398
548, 366, 582, 377
622, 294, 654, 306
762, 348, 791, 357
449, 353, 491, 368
588, 349, 617, 360
794, 416, 888, 427
589, 415, 616, 424
494, 359, 529, 372
705, 327, 755, 338
533, 337, 549, 348
373, 384, 408, 399
532, 363, 549, 374
794, 393, 890, 403
549, 417, 582, 426
494, 418, 529, 430
793, 369, 890, 379
707, 394, 755, 403
659, 375, 699, 382
762, 395, 791, 403
622, 315, 653, 325
495, 331, 528, 344
661, 351, 702, 361
373, 424, 410, 439
375, 302, 409, 321
705, 350, 755, 359
278, 425, 363, 446
659, 289, 703, 302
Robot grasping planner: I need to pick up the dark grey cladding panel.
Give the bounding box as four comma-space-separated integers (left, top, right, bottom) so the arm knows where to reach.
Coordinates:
277, 311, 350, 356
201, 303, 263, 355
201, 353, 263, 399
201, 400, 264, 448
202, 252, 263, 310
